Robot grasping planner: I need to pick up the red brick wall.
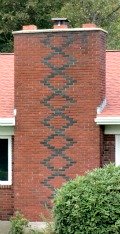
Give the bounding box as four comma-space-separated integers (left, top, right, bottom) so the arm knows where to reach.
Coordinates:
0, 187, 13, 220
14, 29, 106, 220
102, 134, 115, 165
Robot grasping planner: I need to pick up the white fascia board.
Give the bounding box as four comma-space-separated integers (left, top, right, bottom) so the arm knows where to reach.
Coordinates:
0, 118, 15, 126
95, 117, 120, 125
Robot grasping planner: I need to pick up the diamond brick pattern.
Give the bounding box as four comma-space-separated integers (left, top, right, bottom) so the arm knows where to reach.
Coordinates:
40, 34, 77, 207
47, 155, 71, 170
49, 176, 67, 189
49, 116, 68, 129
49, 75, 67, 89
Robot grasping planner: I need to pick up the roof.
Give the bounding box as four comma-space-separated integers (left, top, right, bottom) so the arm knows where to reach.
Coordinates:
0, 51, 120, 124
97, 51, 120, 119
0, 53, 14, 119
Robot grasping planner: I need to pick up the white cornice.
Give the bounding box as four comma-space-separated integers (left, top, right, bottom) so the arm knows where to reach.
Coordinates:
95, 117, 120, 125
13, 27, 107, 35
0, 118, 15, 126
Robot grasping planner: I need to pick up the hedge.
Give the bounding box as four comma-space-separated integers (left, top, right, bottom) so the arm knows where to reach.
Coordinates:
54, 164, 120, 234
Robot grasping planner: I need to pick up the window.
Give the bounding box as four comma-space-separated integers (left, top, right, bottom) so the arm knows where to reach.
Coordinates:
0, 136, 12, 185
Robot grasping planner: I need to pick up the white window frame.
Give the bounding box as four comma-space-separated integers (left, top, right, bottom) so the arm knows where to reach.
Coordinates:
115, 135, 120, 166
0, 136, 12, 185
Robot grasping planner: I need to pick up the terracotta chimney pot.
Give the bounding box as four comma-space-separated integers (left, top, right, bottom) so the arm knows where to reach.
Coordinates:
22, 25, 37, 30
82, 23, 97, 28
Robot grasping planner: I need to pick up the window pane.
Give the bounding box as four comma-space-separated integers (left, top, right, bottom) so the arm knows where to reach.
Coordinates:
0, 139, 8, 181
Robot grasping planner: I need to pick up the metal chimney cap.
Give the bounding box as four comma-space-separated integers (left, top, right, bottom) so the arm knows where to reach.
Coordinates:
51, 18, 70, 29
51, 18, 69, 22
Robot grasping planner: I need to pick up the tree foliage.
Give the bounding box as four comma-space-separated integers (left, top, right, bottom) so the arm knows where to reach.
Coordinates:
0, 0, 67, 52
57, 0, 120, 49
0, 0, 120, 51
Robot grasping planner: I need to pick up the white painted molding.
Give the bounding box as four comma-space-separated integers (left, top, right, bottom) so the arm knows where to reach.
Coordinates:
0, 118, 15, 126
115, 135, 120, 166
14, 109, 17, 116
97, 99, 107, 114
13, 27, 107, 35
95, 117, 120, 125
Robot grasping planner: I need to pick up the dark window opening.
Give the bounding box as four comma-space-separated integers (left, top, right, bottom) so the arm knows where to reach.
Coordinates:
0, 139, 8, 181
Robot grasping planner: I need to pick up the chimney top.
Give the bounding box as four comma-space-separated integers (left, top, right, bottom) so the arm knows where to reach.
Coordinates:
22, 25, 37, 30
51, 18, 69, 29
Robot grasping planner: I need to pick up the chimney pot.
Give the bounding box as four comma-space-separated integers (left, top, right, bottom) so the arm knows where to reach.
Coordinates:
82, 23, 97, 28
51, 18, 69, 29
22, 25, 37, 30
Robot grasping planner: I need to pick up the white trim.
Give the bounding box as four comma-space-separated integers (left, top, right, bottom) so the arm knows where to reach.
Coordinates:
14, 109, 17, 116
95, 116, 120, 125
13, 27, 107, 35
97, 99, 107, 114
0, 118, 15, 126
0, 136, 12, 185
115, 135, 120, 166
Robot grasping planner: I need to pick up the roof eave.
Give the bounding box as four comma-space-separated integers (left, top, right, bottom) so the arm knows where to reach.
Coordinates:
95, 116, 120, 125
0, 118, 15, 126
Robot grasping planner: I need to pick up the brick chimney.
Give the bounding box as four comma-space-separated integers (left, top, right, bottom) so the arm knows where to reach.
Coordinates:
13, 20, 107, 220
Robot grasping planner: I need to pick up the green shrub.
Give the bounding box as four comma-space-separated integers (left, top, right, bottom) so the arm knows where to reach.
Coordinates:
9, 211, 29, 234
54, 164, 120, 234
